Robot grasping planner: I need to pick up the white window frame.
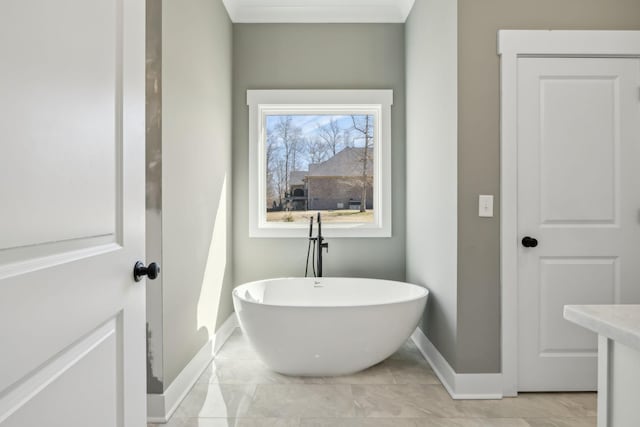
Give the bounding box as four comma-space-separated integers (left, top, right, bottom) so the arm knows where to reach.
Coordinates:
247, 89, 393, 238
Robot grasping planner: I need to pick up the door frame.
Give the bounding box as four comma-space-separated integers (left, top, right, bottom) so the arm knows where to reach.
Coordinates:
498, 30, 640, 397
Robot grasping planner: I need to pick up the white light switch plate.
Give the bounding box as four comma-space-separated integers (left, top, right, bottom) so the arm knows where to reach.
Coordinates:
479, 195, 494, 217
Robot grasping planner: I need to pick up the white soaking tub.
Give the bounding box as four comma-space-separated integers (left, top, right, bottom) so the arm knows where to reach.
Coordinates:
232, 277, 429, 376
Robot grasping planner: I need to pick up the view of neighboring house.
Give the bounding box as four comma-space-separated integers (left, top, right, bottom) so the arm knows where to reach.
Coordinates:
285, 147, 374, 211
287, 170, 308, 210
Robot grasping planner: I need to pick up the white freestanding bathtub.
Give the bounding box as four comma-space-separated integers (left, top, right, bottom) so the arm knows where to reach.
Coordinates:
232, 277, 429, 376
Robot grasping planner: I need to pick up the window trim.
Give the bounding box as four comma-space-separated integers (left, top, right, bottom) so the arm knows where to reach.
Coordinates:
247, 89, 393, 238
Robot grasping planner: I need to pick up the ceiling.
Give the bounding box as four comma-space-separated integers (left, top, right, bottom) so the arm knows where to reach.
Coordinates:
221, 0, 416, 23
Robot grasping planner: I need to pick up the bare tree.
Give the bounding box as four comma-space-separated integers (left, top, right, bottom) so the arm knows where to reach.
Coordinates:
273, 116, 302, 201
317, 117, 343, 156
273, 158, 287, 207
305, 136, 329, 164
266, 133, 278, 207
350, 115, 374, 213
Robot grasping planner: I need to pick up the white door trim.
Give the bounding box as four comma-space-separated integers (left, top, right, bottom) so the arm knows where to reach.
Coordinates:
498, 30, 640, 396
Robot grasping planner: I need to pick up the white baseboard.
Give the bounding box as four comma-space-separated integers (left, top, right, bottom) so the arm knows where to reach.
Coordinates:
411, 327, 503, 400
212, 313, 239, 355
147, 313, 238, 423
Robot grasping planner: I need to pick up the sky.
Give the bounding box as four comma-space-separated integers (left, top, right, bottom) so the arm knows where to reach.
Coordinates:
265, 114, 371, 143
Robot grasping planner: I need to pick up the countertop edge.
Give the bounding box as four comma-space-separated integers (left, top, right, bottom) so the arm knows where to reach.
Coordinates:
564, 305, 640, 352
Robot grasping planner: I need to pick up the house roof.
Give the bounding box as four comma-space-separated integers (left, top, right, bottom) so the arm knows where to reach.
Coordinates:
308, 147, 373, 177
289, 170, 308, 186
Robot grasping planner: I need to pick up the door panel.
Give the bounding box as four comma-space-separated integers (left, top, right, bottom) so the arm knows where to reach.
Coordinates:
539, 258, 616, 354
1, 319, 119, 427
1, 0, 119, 250
0, 0, 145, 425
539, 77, 617, 224
517, 57, 640, 391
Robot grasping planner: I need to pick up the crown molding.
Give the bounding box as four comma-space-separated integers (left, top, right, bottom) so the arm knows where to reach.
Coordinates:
397, 0, 416, 21
222, 0, 416, 23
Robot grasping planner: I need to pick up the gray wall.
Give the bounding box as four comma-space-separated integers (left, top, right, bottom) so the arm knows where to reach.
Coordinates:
146, 0, 640, 391
232, 24, 406, 284
146, 0, 234, 393
405, 0, 459, 370
456, 0, 640, 373
145, 0, 164, 394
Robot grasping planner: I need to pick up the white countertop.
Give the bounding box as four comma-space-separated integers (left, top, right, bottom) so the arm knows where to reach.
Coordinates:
564, 305, 640, 351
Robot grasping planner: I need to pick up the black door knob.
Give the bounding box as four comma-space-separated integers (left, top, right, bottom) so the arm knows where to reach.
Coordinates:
133, 261, 160, 282
522, 236, 538, 248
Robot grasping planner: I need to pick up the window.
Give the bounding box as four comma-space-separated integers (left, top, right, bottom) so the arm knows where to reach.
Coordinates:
248, 90, 392, 238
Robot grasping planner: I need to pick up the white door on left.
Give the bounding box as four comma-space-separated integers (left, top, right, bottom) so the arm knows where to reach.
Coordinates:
0, 0, 146, 426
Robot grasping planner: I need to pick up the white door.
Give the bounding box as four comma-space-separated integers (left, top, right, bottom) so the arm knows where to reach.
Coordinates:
517, 57, 640, 391
0, 0, 146, 426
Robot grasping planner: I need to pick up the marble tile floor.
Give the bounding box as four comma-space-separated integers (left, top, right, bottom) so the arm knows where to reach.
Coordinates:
149, 330, 596, 427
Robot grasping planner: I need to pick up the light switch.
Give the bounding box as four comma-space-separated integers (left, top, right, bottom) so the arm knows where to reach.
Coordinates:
479, 195, 494, 217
